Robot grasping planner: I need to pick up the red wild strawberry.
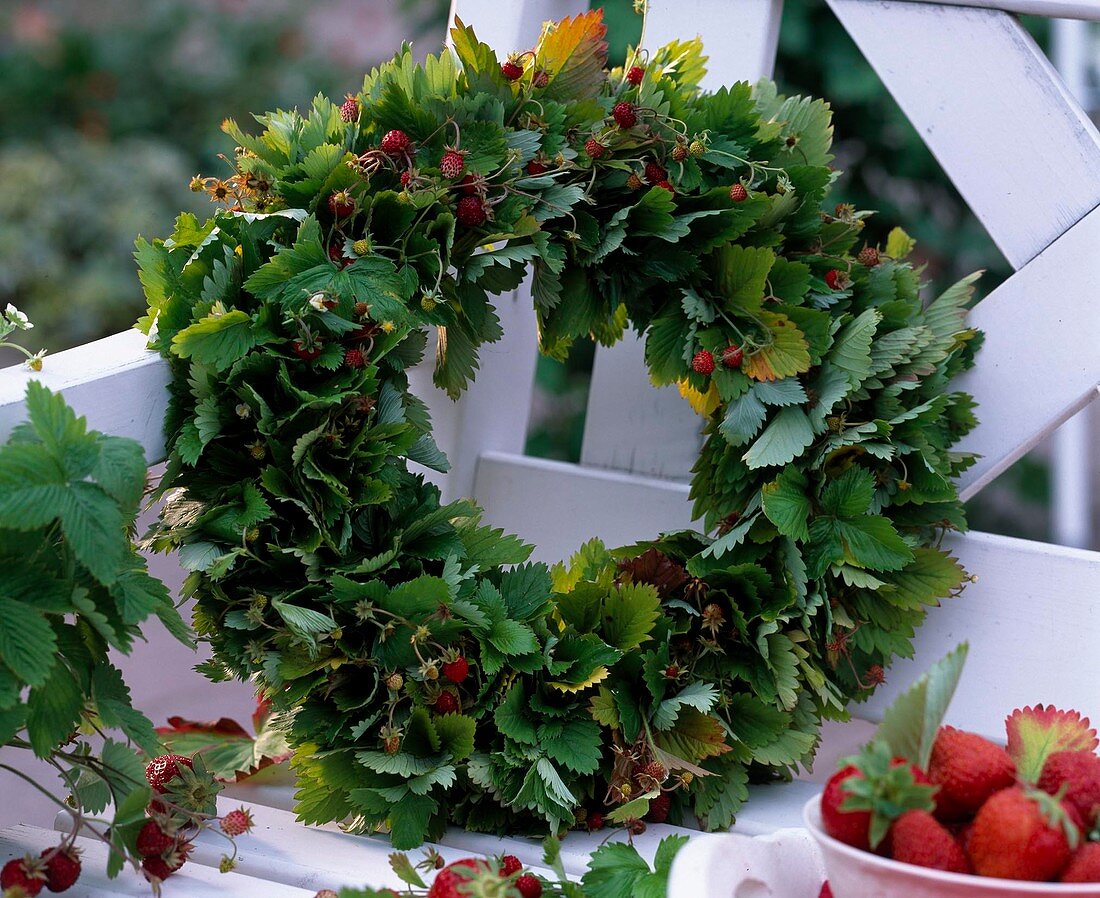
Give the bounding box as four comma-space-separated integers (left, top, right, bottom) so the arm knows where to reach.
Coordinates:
824, 269, 843, 290
857, 245, 880, 267
626, 173, 644, 191
38, 846, 81, 893
968, 787, 1080, 881
888, 810, 970, 874
644, 161, 667, 184
642, 761, 668, 783
328, 190, 355, 218
691, 350, 715, 376
533, 70, 550, 89
136, 821, 176, 858
626, 65, 645, 86
500, 855, 522, 877
434, 691, 459, 715
142, 855, 184, 883
655, 180, 675, 194
515, 874, 543, 898
400, 170, 411, 187
380, 129, 412, 157
1, 857, 44, 897
428, 858, 493, 898
721, 345, 744, 369
442, 656, 469, 684
646, 792, 671, 823
458, 173, 479, 195
587, 812, 604, 831
440, 149, 466, 180
456, 196, 487, 228
292, 341, 322, 361
612, 102, 637, 129
1038, 750, 1100, 827
329, 243, 351, 267
1062, 841, 1100, 883
340, 95, 360, 123
928, 726, 1016, 821
501, 59, 524, 81
526, 159, 548, 175
220, 807, 254, 837
344, 348, 366, 369
671, 142, 689, 162
584, 138, 606, 159
729, 183, 749, 202
145, 755, 193, 793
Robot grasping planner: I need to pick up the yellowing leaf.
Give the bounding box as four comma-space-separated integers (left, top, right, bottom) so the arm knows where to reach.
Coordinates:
886, 227, 916, 259
653, 708, 731, 763
743, 312, 810, 381
550, 666, 610, 694
678, 380, 721, 416
534, 11, 609, 102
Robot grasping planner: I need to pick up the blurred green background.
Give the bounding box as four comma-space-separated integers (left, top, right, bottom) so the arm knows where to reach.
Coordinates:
0, 0, 1054, 541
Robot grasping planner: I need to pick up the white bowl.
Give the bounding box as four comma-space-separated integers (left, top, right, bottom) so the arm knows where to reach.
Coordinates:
803, 795, 1100, 898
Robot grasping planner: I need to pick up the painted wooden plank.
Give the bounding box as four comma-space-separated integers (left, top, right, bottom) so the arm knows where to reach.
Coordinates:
579, 1, 784, 479
829, 0, 1100, 268
0, 330, 169, 462
954, 203, 1100, 500
863, 530, 1100, 740
1, 824, 313, 898
910, 0, 1100, 21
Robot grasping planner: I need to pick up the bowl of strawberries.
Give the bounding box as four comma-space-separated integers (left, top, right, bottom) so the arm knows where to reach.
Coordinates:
805, 646, 1100, 896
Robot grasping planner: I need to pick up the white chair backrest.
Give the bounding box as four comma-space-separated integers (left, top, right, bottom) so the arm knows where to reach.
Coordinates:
1, 0, 1098, 741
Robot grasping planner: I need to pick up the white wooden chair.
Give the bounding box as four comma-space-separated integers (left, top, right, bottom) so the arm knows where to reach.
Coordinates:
1, 1, 1099, 894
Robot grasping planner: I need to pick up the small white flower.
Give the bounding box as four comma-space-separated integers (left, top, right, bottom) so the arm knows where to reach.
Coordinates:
308, 293, 327, 311
4, 304, 32, 330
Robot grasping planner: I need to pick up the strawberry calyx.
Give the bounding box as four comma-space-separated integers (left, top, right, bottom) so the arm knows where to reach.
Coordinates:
1029, 785, 1084, 851
840, 741, 938, 849
1006, 705, 1099, 783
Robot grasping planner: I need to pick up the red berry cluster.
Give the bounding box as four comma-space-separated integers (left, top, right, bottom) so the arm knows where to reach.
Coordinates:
1, 846, 81, 896
427, 856, 543, 898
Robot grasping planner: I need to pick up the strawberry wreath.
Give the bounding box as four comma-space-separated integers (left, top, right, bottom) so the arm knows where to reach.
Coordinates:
138, 10, 980, 847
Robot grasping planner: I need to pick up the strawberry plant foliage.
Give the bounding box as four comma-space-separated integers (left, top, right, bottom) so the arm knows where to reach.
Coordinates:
138, 8, 979, 846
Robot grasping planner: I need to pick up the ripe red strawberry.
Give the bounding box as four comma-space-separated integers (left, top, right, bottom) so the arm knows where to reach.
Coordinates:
328, 190, 355, 218
729, 183, 748, 202
500, 855, 522, 877
1039, 750, 1100, 827
434, 691, 459, 715
928, 726, 1016, 821
857, 246, 880, 267
584, 138, 606, 159
515, 874, 542, 898
644, 161, 667, 184
2, 858, 44, 896
442, 656, 469, 684
888, 810, 970, 874
292, 341, 322, 361
145, 755, 193, 793
380, 129, 411, 157
340, 95, 359, 123
136, 821, 175, 858
428, 859, 492, 898
824, 269, 843, 290
626, 65, 645, 86
1062, 841, 1100, 883
329, 243, 351, 267
721, 345, 743, 368
456, 196, 487, 228
501, 59, 524, 81
968, 787, 1079, 881
345, 348, 366, 369
400, 170, 411, 187
655, 180, 675, 194
821, 755, 934, 851
612, 102, 637, 129
458, 174, 479, 195
532, 70, 550, 89
587, 812, 604, 831
39, 846, 80, 893
220, 807, 254, 837
691, 350, 715, 376
440, 149, 466, 180
526, 159, 548, 175
141, 855, 183, 882
646, 792, 671, 823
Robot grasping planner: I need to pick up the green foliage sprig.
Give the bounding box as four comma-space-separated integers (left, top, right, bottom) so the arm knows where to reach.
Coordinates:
139, 8, 978, 847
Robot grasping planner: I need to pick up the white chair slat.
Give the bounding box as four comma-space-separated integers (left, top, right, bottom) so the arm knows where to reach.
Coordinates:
863, 529, 1100, 739
1, 824, 313, 898
828, 0, 1100, 269
954, 203, 1100, 500
0, 330, 168, 462
911, 0, 1100, 21
578, 0, 785, 480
